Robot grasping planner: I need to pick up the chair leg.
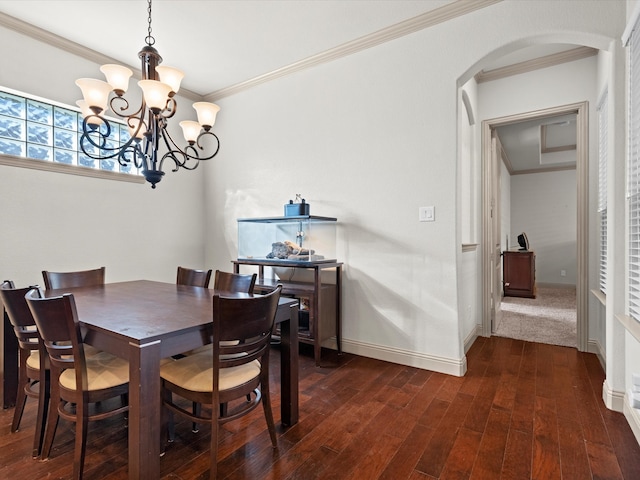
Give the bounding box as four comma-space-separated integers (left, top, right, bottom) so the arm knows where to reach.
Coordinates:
40, 386, 61, 460
260, 378, 278, 448
211, 414, 219, 479
162, 388, 175, 445
73, 401, 89, 480
11, 365, 29, 432
192, 401, 200, 433
32, 371, 50, 458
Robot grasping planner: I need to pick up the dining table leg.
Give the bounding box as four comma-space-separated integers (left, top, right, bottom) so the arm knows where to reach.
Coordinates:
1, 310, 18, 408
127, 339, 162, 480
279, 302, 299, 426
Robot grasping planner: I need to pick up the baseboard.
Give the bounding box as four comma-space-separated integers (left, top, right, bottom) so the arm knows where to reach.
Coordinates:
338, 338, 467, 377
603, 379, 625, 412
536, 282, 576, 289
464, 325, 479, 354
623, 394, 640, 446
587, 339, 605, 370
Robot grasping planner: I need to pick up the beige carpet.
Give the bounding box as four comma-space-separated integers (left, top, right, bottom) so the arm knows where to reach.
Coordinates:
493, 285, 577, 348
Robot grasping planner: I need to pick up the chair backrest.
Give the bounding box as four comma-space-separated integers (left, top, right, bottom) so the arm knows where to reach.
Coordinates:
25, 289, 84, 381
213, 285, 282, 371
177, 266, 212, 288
213, 270, 256, 294
0, 280, 41, 353
42, 266, 105, 290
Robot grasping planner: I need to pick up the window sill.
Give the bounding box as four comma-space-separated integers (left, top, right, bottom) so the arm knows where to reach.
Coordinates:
615, 313, 640, 344
0, 154, 145, 185
591, 288, 606, 307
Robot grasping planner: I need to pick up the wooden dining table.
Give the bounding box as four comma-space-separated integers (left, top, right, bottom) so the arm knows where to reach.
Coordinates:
36, 280, 299, 480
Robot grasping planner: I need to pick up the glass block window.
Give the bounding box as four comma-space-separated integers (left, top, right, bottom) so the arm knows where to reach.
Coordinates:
0, 87, 139, 176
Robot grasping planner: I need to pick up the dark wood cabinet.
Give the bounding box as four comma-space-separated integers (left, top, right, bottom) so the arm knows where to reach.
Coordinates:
503, 250, 536, 298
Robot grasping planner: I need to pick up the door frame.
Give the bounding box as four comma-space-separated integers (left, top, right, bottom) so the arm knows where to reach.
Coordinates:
481, 101, 589, 351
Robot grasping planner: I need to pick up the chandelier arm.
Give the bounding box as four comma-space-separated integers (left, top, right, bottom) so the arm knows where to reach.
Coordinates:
156, 97, 177, 120
158, 127, 187, 172
197, 131, 221, 160
107, 96, 144, 120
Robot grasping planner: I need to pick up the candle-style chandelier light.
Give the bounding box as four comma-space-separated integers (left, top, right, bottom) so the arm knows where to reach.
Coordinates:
75, 0, 220, 188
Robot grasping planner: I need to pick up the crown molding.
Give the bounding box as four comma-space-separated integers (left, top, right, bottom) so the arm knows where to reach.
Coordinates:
475, 46, 598, 84
204, 0, 503, 101
0, 11, 202, 102
1, 0, 502, 103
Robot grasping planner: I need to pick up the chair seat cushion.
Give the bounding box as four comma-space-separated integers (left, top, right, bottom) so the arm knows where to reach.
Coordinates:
160, 353, 260, 393
26, 350, 41, 370
59, 351, 129, 391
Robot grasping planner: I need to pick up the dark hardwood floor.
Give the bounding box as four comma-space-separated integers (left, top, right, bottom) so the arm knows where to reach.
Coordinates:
1, 336, 639, 479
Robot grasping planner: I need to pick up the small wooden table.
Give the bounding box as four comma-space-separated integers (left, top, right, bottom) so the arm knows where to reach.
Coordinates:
233, 259, 342, 365
2, 280, 298, 480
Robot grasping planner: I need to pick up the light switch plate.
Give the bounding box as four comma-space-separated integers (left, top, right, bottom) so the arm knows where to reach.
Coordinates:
419, 206, 435, 222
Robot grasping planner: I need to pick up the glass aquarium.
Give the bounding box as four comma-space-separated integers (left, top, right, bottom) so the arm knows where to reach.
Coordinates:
237, 215, 337, 264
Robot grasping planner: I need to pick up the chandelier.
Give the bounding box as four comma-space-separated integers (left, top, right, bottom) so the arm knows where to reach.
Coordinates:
75, 0, 220, 188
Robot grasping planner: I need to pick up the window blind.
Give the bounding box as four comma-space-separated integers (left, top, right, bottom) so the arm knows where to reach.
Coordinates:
629, 22, 640, 320
598, 92, 608, 295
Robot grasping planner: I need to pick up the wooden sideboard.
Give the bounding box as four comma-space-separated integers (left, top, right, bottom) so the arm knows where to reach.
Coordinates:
233, 259, 342, 366
503, 250, 536, 298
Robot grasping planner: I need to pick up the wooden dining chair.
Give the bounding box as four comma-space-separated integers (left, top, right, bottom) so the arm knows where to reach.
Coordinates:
213, 269, 256, 294
42, 266, 105, 290
25, 288, 129, 480
176, 266, 212, 288
185, 270, 258, 358
160, 285, 283, 478
0, 280, 49, 458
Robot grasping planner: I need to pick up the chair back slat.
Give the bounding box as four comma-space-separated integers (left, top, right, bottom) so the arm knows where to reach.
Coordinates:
213, 270, 256, 294
42, 267, 105, 290
1, 280, 41, 351
177, 266, 212, 288
25, 290, 79, 373
214, 285, 282, 369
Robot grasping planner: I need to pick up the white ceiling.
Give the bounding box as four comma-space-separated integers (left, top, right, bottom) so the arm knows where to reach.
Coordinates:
0, 0, 451, 96
0, 0, 587, 173
496, 114, 577, 173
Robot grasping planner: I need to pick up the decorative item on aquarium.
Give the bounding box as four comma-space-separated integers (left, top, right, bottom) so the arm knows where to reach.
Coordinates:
266, 241, 315, 259
285, 193, 310, 216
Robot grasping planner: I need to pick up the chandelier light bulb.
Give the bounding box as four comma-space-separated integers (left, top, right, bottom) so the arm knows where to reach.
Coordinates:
138, 80, 172, 112
179, 120, 202, 144
75, 78, 112, 114
193, 102, 221, 129
100, 64, 133, 95
155, 66, 184, 95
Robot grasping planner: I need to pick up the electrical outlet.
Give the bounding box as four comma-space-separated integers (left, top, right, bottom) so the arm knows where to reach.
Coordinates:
560, 270, 566, 277
419, 206, 435, 222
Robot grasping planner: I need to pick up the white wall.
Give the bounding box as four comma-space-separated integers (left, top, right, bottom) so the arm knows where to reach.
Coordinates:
510, 170, 577, 285
0, 25, 207, 287
0, 0, 629, 380
205, 0, 625, 375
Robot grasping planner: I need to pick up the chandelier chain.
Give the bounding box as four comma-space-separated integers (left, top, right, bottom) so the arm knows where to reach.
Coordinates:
145, 0, 155, 46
